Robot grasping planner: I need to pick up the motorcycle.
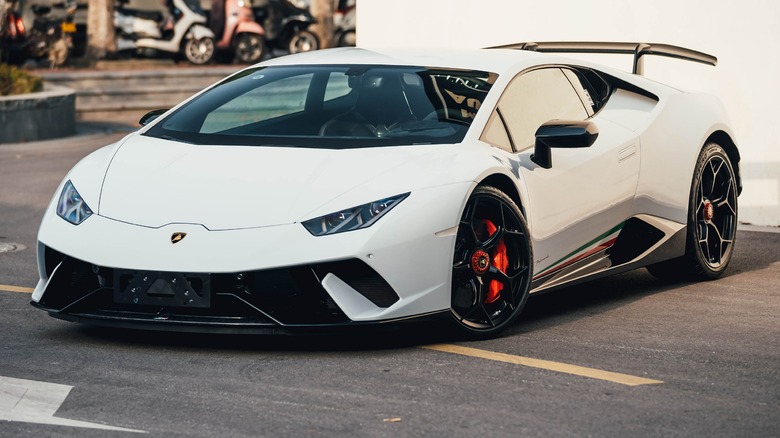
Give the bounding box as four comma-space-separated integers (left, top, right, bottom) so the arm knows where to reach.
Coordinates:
0, 0, 28, 65
115, 0, 215, 65
209, 0, 265, 63
26, 0, 77, 68
253, 0, 318, 55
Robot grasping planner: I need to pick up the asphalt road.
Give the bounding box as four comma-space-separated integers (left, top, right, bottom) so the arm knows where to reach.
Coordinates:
0, 127, 778, 437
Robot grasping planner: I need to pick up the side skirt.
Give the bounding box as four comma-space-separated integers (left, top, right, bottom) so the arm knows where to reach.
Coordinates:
529, 214, 686, 294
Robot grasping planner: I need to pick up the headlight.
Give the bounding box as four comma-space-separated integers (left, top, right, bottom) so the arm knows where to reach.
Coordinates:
56, 180, 93, 225
302, 193, 409, 236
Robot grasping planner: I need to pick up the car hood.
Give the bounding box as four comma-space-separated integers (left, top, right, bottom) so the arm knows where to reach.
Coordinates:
98, 134, 448, 230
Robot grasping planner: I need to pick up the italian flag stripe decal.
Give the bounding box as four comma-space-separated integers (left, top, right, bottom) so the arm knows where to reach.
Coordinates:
533, 222, 625, 280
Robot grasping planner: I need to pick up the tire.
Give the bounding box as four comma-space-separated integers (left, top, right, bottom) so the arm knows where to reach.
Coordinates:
647, 142, 738, 281
338, 30, 356, 47
183, 36, 215, 65
287, 30, 319, 54
450, 186, 533, 338
234, 33, 265, 64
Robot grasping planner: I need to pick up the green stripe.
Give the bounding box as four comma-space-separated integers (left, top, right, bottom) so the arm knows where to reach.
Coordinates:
536, 221, 625, 278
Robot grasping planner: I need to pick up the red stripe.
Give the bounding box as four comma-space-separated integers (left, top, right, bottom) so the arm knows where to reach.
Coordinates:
533, 237, 617, 280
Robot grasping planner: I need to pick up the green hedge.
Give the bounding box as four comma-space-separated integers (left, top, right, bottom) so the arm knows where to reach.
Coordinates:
0, 64, 43, 96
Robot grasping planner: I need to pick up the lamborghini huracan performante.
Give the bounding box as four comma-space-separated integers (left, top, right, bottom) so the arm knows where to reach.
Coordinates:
32, 43, 742, 337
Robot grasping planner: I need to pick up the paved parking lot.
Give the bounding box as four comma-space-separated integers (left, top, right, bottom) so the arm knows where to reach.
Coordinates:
1, 128, 778, 437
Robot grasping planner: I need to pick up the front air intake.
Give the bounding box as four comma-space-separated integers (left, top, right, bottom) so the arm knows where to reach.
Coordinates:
313, 259, 400, 308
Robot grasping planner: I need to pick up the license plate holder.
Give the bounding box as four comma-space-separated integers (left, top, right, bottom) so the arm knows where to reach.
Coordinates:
113, 270, 211, 308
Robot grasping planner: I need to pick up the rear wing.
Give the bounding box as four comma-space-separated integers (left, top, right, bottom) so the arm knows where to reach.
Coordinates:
487, 42, 717, 76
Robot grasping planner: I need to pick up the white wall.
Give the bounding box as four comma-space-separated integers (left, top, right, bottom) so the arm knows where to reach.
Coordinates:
357, 0, 780, 227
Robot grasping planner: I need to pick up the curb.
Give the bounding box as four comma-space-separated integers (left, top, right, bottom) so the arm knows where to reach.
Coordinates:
0, 83, 76, 144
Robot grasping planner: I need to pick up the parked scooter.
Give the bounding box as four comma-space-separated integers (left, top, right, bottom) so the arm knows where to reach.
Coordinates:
115, 0, 215, 65
210, 0, 265, 63
332, 0, 355, 47
253, 0, 317, 54
26, 0, 77, 67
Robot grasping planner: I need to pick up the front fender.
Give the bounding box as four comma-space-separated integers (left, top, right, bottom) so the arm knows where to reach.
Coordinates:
189, 24, 215, 40
235, 22, 265, 37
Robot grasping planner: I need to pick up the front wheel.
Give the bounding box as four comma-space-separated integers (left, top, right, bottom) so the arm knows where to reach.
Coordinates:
647, 142, 738, 281
287, 30, 319, 54
451, 186, 532, 338
183, 36, 215, 65
234, 33, 265, 64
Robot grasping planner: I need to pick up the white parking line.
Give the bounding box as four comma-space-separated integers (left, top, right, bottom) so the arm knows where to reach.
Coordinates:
0, 376, 145, 433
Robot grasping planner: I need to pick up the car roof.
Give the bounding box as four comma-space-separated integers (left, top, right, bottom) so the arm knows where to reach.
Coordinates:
257, 47, 567, 76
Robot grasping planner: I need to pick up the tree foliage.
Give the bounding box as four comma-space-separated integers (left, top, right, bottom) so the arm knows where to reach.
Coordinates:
0, 64, 43, 96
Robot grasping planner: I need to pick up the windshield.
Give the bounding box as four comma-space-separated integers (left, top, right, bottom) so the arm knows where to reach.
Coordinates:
145, 65, 497, 148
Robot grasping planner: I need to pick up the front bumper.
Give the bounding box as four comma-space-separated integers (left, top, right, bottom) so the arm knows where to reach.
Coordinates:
33, 183, 472, 331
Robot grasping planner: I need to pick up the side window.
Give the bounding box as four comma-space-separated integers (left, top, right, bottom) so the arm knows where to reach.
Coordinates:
480, 110, 513, 152
201, 73, 314, 133
496, 68, 588, 151
562, 69, 595, 117
324, 71, 351, 102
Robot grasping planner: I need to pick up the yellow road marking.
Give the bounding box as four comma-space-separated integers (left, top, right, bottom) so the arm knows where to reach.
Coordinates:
423, 344, 663, 387
0, 285, 34, 294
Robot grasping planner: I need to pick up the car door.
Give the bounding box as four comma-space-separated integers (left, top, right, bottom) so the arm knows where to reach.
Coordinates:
482, 67, 640, 289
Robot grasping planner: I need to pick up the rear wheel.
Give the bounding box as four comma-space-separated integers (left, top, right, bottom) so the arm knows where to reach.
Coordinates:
287, 30, 319, 54
451, 186, 532, 338
648, 142, 738, 281
234, 33, 265, 63
183, 36, 215, 65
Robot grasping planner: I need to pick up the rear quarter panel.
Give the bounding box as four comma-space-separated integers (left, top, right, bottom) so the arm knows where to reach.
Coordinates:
632, 92, 736, 224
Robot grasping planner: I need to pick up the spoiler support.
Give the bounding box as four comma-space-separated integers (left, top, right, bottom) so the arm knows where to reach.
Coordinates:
487, 42, 717, 76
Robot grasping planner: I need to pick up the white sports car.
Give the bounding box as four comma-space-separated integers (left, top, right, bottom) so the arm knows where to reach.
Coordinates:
32, 42, 741, 337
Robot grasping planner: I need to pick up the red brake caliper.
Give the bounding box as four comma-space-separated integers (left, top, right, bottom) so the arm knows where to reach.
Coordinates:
482, 220, 508, 304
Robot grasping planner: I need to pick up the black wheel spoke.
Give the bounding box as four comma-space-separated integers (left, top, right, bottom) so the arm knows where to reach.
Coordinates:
453, 261, 470, 272
709, 160, 722, 194
481, 226, 505, 250
504, 229, 525, 238
483, 306, 497, 327
698, 180, 705, 206
510, 266, 528, 280
483, 265, 511, 286
459, 304, 481, 323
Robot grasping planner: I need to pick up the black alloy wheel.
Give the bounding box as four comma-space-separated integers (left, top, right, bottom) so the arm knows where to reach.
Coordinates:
648, 142, 738, 280
451, 186, 532, 337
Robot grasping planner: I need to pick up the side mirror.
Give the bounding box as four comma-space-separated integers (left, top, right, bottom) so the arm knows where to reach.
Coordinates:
139, 109, 169, 127
531, 120, 599, 169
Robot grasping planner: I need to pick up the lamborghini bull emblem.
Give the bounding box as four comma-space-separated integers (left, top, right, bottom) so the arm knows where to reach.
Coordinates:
171, 232, 187, 244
